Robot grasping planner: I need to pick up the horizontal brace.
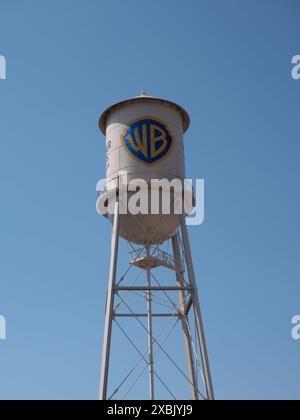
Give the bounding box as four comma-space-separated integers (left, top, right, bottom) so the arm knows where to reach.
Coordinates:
114, 313, 181, 318
114, 286, 192, 292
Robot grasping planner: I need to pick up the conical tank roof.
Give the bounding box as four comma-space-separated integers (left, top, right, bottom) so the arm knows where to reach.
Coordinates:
99, 92, 190, 135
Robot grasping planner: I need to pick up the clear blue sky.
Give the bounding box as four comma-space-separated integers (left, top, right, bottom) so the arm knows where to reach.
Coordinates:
0, 0, 300, 400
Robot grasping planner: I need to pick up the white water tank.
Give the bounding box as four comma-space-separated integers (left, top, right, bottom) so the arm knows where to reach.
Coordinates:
97, 92, 191, 245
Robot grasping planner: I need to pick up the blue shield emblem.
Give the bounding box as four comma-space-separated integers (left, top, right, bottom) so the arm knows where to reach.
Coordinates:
121, 117, 174, 166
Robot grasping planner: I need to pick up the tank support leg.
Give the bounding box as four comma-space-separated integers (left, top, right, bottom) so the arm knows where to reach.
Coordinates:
99, 201, 120, 400
172, 234, 199, 400
180, 216, 215, 401
146, 246, 155, 400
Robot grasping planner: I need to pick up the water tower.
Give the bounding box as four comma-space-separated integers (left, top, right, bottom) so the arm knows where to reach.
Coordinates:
97, 92, 214, 400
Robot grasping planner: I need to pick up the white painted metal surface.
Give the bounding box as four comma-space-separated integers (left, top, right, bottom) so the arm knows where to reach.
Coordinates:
98, 93, 190, 245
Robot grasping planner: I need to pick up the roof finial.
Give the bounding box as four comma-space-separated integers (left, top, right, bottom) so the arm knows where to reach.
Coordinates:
140, 90, 148, 97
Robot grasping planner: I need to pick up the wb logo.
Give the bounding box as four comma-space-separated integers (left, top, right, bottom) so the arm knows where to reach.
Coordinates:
122, 117, 174, 166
